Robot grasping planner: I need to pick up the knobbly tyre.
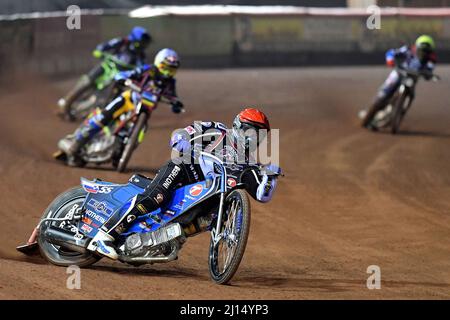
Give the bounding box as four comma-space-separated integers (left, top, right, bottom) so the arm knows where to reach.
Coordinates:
60, 52, 135, 122
17, 153, 283, 284
54, 79, 179, 172
361, 67, 440, 134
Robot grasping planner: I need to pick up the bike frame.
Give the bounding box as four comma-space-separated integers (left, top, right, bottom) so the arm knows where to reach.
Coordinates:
198, 152, 229, 248
394, 69, 419, 117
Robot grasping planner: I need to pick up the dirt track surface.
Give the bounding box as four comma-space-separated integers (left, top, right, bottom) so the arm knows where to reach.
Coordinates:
1, 66, 450, 299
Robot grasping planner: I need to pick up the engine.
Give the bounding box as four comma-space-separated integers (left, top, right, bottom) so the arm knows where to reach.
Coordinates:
83, 135, 117, 163
122, 223, 185, 257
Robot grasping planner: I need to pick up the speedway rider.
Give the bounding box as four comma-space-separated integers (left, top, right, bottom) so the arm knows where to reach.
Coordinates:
359, 35, 437, 129
58, 48, 184, 166
87, 108, 281, 259
57, 26, 152, 111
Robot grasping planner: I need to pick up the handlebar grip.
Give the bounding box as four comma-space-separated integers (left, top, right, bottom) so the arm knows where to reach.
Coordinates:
124, 79, 142, 92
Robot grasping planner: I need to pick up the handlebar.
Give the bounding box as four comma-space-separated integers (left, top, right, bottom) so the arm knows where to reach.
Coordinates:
123, 80, 185, 112
396, 67, 421, 78
124, 79, 142, 93
396, 67, 440, 82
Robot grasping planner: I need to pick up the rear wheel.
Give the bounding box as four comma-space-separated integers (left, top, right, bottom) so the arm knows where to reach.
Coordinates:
208, 190, 251, 285
117, 113, 148, 173
38, 187, 99, 267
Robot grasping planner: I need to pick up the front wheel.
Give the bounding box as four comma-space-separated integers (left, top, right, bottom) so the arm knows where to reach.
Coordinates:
117, 112, 148, 173
208, 189, 251, 285
391, 93, 408, 134
38, 187, 99, 267
66, 86, 98, 122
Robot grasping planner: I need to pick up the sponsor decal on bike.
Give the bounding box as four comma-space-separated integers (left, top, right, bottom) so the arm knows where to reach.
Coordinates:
82, 182, 114, 194
115, 223, 126, 234
162, 165, 181, 189
174, 199, 186, 210
227, 178, 237, 187
149, 214, 162, 224
83, 183, 99, 193
165, 209, 176, 216
189, 184, 203, 197
88, 199, 113, 217
126, 214, 136, 223
85, 209, 107, 224
139, 221, 151, 231
81, 224, 93, 233
82, 217, 93, 225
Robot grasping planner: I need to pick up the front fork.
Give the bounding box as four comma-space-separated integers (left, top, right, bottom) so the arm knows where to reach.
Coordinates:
398, 84, 415, 113
209, 154, 228, 247
211, 193, 226, 247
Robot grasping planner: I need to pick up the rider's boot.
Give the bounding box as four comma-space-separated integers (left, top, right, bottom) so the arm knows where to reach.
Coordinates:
57, 75, 92, 111
58, 113, 104, 165
87, 229, 118, 260
86, 196, 156, 260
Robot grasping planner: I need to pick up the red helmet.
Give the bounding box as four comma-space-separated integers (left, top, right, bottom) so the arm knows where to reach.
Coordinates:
232, 108, 270, 150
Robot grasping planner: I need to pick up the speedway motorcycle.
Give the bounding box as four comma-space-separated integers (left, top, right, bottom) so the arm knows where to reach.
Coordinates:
17, 153, 282, 284
54, 79, 175, 172
362, 67, 440, 134
61, 53, 135, 122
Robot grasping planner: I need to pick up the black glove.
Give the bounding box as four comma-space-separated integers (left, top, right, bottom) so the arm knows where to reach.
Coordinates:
171, 101, 184, 114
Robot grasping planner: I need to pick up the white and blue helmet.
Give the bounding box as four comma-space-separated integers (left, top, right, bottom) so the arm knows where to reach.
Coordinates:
154, 48, 180, 78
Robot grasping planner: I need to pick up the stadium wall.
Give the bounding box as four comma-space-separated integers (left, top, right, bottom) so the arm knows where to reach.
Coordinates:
1, 7, 450, 77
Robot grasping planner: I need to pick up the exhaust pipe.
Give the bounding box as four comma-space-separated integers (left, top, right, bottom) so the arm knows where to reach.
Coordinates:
118, 248, 178, 264
43, 226, 89, 254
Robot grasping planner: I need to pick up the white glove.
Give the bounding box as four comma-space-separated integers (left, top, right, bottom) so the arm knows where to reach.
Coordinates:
256, 174, 278, 203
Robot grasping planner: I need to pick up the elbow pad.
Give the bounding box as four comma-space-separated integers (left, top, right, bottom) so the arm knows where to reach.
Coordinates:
256, 174, 278, 203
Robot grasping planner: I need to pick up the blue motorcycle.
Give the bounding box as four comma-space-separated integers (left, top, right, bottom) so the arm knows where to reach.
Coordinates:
17, 153, 281, 284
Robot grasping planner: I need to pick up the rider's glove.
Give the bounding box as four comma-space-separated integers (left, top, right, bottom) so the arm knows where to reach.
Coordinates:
262, 164, 282, 176
92, 49, 103, 59
114, 71, 130, 83
256, 174, 278, 203
171, 101, 184, 114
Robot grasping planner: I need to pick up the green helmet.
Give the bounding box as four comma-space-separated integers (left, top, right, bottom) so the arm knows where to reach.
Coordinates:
415, 35, 435, 60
